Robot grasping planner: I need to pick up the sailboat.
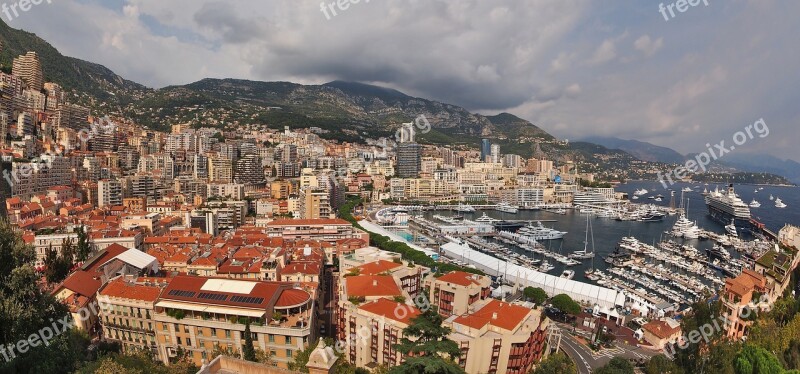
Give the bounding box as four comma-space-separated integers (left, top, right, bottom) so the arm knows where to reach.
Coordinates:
570, 215, 596, 259
584, 223, 600, 280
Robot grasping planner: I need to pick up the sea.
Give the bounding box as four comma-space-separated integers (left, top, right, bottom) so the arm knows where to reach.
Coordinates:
414, 181, 799, 285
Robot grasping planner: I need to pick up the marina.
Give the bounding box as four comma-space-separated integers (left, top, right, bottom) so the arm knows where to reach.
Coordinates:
378, 181, 796, 315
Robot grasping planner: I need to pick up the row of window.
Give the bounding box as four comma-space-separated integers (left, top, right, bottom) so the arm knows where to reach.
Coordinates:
163, 322, 299, 345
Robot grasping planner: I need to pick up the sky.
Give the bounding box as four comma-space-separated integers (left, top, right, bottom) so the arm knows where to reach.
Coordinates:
6, 0, 800, 161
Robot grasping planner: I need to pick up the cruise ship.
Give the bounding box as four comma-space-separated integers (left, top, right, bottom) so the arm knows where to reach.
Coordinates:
704, 184, 751, 231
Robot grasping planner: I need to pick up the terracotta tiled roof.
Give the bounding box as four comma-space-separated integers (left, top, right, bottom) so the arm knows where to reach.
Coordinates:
345, 275, 401, 298
100, 277, 163, 302
275, 289, 311, 308
436, 271, 485, 287
453, 299, 531, 331
267, 218, 350, 226
359, 298, 421, 324
643, 320, 681, 340
353, 260, 402, 275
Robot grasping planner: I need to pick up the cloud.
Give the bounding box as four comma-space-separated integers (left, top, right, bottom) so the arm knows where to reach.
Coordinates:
634, 35, 663, 57
588, 39, 617, 65
4, 0, 799, 161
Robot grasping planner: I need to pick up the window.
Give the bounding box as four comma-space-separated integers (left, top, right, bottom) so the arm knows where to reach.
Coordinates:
186, 338, 192, 346
211, 328, 217, 337
269, 334, 275, 343
286, 336, 292, 345
286, 349, 293, 358
225, 330, 231, 338
177, 337, 182, 345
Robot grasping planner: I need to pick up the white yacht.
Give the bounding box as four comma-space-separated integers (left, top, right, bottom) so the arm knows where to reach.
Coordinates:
725, 219, 738, 237
475, 213, 497, 223
749, 199, 761, 208
682, 187, 693, 192
538, 261, 555, 272
454, 204, 476, 213
518, 221, 567, 240
495, 202, 519, 214
634, 188, 649, 196
560, 269, 575, 280
775, 198, 787, 208
672, 214, 700, 239
632, 195, 640, 200
654, 197, 663, 202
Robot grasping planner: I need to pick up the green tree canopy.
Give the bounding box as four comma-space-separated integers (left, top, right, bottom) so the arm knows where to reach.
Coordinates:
532, 352, 577, 374
551, 294, 581, 315
734, 344, 790, 374
390, 308, 464, 374
524, 287, 548, 305
242, 320, 256, 362
595, 357, 635, 374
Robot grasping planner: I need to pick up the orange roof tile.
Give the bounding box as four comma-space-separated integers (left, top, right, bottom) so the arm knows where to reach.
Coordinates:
359, 298, 421, 324
345, 275, 401, 298
453, 299, 531, 331
354, 260, 402, 275
100, 277, 163, 302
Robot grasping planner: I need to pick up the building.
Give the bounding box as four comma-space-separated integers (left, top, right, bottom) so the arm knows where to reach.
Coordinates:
97, 277, 167, 358
299, 188, 333, 219
445, 299, 549, 374
642, 318, 682, 351
234, 154, 263, 185
720, 269, 767, 339
12, 51, 44, 91
396, 143, 422, 178
98, 179, 123, 207
429, 271, 492, 317
153, 275, 316, 368
480, 139, 491, 162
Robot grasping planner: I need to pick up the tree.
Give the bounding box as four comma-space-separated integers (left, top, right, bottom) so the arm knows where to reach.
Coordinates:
551, 294, 581, 315
595, 357, 634, 374
644, 355, 681, 374
734, 345, 787, 374
242, 320, 257, 362
0, 221, 91, 372
524, 287, 548, 304
784, 339, 800, 370
75, 225, 91, 262
532, 353, 576, 374
288, 344, 315, 373
390, 308, 465, 374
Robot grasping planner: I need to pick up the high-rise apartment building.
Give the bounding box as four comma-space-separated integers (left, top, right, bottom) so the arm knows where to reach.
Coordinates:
480, 139, 491, 162
97, 179, 123, 207
396, 143, 421, 178
12, 51, 44, 91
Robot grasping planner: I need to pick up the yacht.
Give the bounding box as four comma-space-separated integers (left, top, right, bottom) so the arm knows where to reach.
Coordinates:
775, 198, 787, 208
538, 261, 555, 272
706, 244, 732, 260
654, 197, 663, 202
517, 221, 567, 240
634, 188, 649, 196
585, 269, 601, 281
682, 187, 693, 192
672, 213, 700, 239
475, 213, 497, 223
749, 199, 761, 208
560, 270, 575, 280
495, 202, 519, 214
725, 219, 738, 237
769, 194, 774, 201
632, 195, 640, 200
454, 204, 476, 213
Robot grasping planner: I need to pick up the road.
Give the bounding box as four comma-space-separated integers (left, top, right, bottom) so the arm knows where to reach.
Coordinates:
556, 325, 657, 373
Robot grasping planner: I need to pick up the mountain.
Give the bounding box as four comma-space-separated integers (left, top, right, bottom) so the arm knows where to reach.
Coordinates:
0, 19, 150, 106
580, 136, 685, 164
0, 20, 625, 163
717, 153, 800, 184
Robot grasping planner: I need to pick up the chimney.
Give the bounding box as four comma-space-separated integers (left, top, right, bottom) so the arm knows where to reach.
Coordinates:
372, 279, 377, 286
492, 312, 498, 320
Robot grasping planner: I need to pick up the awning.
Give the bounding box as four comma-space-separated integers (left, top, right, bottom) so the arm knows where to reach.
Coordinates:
155, 300, 266, 318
